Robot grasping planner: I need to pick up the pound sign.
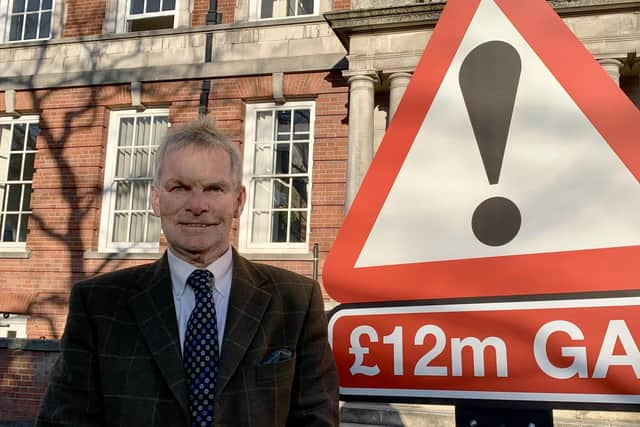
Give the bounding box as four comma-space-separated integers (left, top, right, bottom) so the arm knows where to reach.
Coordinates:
349, 325, 381, 376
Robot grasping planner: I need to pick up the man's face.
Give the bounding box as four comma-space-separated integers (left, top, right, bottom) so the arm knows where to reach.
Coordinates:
151, 144, 246, 267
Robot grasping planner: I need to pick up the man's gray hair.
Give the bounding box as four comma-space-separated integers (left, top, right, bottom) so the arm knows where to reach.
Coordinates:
153, 118, 243, 187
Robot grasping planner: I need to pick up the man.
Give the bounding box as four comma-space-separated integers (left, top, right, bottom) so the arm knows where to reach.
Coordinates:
37, 119, 339, 426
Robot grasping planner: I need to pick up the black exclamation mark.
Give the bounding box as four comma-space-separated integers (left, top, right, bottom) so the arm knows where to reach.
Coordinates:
459, 41, 522, 247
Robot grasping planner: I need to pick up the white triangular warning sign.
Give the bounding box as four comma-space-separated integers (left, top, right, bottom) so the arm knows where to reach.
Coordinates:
358, 0, 640, 268
324, 0, 640, 303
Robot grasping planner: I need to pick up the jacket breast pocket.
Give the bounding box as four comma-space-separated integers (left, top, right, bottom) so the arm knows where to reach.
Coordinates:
254, 357, 295, 387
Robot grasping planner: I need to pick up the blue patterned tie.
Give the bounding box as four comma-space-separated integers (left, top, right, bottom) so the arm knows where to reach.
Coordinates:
183, 269, 220, 427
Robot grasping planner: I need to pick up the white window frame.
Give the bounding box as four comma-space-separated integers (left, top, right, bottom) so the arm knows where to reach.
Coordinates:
0, 313, 27, 338
113, 0, 181, 33
98, 108, 169, 253
249, 0, 318, 21
0, 115, 38, 252
239, 101, 315, 254
0, 0, 60, 43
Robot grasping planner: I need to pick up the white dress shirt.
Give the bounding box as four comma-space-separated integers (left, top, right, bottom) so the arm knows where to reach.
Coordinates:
167, 246, 232, 355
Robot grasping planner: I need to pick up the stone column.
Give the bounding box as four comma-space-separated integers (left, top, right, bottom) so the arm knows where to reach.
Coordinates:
344, 70, 379, 212
388, 72, 412, 121
598, 58, 623, 84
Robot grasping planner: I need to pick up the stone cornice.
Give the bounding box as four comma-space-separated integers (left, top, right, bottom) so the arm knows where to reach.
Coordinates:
324, 0, 640, 49
0, 17, 346, 90
324, 3, 444, 48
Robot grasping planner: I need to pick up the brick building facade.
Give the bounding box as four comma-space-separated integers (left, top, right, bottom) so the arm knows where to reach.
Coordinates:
0, 0, 638, 424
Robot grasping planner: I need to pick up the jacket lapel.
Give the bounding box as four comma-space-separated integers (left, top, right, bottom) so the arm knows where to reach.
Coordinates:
215, 250, 271, 397
128, 254, 189, 417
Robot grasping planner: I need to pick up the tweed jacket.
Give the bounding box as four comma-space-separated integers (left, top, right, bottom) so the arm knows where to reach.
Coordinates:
36, 250, 339, 427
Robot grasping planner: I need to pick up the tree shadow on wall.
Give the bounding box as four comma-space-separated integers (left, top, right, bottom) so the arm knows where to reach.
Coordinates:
0, 32, 209, 424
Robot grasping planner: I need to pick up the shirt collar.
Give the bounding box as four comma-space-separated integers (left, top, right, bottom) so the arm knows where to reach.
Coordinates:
168, 245, 233, 298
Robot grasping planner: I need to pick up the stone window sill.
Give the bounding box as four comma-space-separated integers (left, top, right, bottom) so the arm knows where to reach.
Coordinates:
83, 251, 163, 260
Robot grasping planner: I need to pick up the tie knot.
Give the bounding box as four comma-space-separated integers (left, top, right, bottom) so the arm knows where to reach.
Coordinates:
186, 269, 213, 294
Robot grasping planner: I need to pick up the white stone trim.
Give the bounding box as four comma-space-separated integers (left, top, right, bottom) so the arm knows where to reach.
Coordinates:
0, 0, 63, 43
0, 115, 39, 252
0, 313, 27, 338
239, 101, 315, 254
248, 0, 320, 22
106, 0, 186, 34
98, 108, 168, 253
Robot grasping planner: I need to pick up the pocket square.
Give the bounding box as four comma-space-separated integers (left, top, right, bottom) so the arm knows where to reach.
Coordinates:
262, 348, 293, 365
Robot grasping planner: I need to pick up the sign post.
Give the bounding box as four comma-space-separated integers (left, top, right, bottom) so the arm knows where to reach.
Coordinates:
323, 0, 640, 423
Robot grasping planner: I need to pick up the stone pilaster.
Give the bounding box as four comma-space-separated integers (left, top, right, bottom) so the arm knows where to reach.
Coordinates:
344, 70, 379, 212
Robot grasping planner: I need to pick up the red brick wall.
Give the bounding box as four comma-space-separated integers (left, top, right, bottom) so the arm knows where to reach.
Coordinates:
192, 0, 210, 26
64, 0, 107, 37
333, 0, 351, 10
217, 0, 237, 23
0, 71, 348, 421
0, 343, 59, 423
1, 71, 347, 341
192, 0, 236, 25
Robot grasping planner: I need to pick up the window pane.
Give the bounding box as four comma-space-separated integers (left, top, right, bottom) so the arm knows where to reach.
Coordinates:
251, 212, 269, 243
8, 154, 22, 181
260, 0, 273, 18
272, 179, 289, 209
253, 144, 273, 175
39, 11, 51, 38
291, 143, 308, 173
293, 109, 310, 140
147, 0, 160, 12
146, 214, 160, 242
298, 0, 314, 15
23, 153, 35, 180
26, 124, 38, 150
131, 181, 148, 210
291, 178, 308, 208
130, 0, 144, 14
115, 149, 131, 177
108, 113, 165, 247
42, 0, 51, 9
12, 124, 25, 151
275, 144, 289, 174
152, 116, 168, 144
22, 184, 32, 210
0, 125, 11, 146
270, 211, 287, 242
246, 105, 313, 248
128, 14, 174, 31
162, 0, 175, 10
255, 111, 273, 142
289, 212, 307, 243
115, 182, 131, 210
12, 0, 25, 13
287, 0, 295, 16
112, 213, 128, 242
132, 148, 149, 177
6, 185, 21, 211
252, 179, 271, 209
149, 148, 157, 177
24, 13, 38, 39
135, 117, 151, 146
18, 213, 29, 242
9, 15, 24, 41
118, 118, 134, 146
130, 213, 145, 241
276, 110, 291, 141
26, 0, 39, 12
3, 214, 18, 242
